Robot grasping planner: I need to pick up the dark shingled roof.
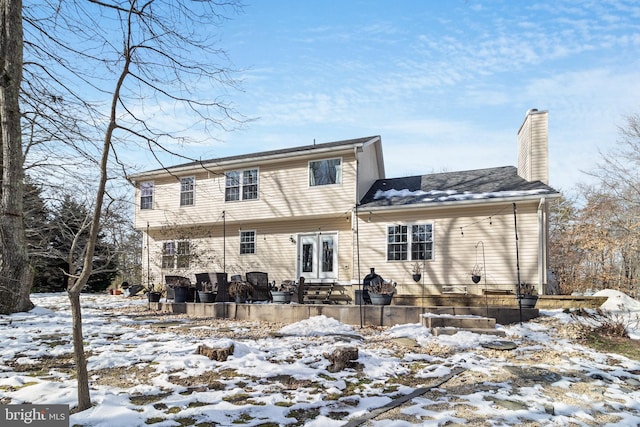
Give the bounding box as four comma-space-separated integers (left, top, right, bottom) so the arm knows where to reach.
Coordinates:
359, 166, 559, 208
140, 136, 380, 174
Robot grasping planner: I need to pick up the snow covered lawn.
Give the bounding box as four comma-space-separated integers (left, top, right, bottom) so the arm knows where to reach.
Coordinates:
1, 291, 639, 426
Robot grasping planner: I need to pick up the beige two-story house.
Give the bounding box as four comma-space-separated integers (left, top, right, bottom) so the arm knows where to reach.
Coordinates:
131, 109, 559, 297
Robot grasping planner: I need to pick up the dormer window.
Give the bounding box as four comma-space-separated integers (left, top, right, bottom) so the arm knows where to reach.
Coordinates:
309, 158, 341, 186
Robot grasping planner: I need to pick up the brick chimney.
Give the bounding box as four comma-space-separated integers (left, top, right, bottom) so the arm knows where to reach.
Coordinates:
517, 109, 549, 185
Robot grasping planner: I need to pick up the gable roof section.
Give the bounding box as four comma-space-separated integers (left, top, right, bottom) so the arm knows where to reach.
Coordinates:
129, 135, 382, 180
359, 166, 559, 209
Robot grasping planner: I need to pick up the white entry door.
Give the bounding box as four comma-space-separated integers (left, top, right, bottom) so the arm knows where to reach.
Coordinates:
298, 233, 338, 280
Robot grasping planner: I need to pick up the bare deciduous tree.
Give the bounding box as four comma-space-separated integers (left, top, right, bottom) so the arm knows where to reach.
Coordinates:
550, 114, 640, 298
23, 0, 245, 411
0, 0, 34, 314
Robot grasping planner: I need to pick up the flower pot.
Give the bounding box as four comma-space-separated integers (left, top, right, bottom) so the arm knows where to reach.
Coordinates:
517, 295, 538, 308
148, 292, 161, 303
355, 289, 371, 305
198, 291, 215, 303
369, 292, 393, 305
271, 291, 292, 304
471, 275, 481, 284
412, 274, 422, 283
174, 286, 190, 303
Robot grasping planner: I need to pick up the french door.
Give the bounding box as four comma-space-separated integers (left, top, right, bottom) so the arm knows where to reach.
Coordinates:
298, 233, 338, 280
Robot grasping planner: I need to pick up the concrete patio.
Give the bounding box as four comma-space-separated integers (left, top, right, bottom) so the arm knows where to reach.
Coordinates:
149, 301, 540, 328
146, 294, 608, 334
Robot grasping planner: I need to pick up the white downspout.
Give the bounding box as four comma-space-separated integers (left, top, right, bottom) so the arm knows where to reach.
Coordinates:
537, 197, 546, 295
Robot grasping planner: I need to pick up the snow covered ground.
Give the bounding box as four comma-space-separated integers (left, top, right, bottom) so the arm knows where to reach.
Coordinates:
1, 291, 639, 427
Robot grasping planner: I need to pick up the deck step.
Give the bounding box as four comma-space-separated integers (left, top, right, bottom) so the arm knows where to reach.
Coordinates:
422, 315, 496, 329
431, 327, 506, 337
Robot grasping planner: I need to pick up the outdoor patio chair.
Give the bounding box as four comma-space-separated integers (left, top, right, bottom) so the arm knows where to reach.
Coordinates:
195, 272, 220, 293
245, 271, 271, 302
211, 273, 230, 302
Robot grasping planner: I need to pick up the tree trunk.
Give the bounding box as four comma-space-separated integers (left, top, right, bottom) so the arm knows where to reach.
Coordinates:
69, 289, 91, 411
0, 0, 34, 314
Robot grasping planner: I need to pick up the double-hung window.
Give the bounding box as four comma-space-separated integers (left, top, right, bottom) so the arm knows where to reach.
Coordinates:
162, 242, 176, 268
140, 181, 154, 210
387, 224, 433, 261
180, 177, 195, 206
162, 241, 191, 268
225, 169, 258, 201
176, 241, 191, 268
240, 230, 256, 255
309, 158, 341, 186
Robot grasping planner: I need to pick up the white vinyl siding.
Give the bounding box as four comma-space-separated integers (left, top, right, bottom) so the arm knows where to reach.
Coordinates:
134, 153, 358, 230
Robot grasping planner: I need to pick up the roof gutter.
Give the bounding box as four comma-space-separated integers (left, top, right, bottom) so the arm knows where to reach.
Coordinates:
356, 192, 560, 214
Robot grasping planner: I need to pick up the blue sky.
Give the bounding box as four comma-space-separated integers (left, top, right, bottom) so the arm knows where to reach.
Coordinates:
145, 0, 640, 194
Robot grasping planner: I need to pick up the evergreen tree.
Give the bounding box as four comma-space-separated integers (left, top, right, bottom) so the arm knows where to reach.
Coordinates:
32, 195, 117, 292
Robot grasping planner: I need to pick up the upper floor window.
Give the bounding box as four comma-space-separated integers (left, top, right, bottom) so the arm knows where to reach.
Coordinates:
309, 158, 341, 186
161, 240, 191, 268
140, 181, 154, 210
180, 176, 195, 206
225, 169, 258, 201
387, 224, 433, 261
240, 230, 256, 255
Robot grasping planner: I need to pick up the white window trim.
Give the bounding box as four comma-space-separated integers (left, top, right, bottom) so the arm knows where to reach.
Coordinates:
386, 222, 435, 262
225, 168, 260, 202
161, 241, 176, 269
176, 240, 191, 268
239, 230, 257, 255
140, 181, 154, 210
180, 176, 195, 207
161, 240, 192, 269
308, 157, 343, 187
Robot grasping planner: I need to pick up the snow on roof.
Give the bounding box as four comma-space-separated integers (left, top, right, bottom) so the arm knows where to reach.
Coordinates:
373, 188, 551, 202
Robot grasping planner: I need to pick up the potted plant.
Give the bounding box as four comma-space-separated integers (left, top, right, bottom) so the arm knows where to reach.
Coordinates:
229, 279, 254, 303
270, 280, 296, 304
146, 283, 162, 303
169, 277, 194, 303
197, 280, 216, 303
517, 282, 538, 308
471, 264, 483, 284
412, 263, 422, 283
368, 276, 396, 305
